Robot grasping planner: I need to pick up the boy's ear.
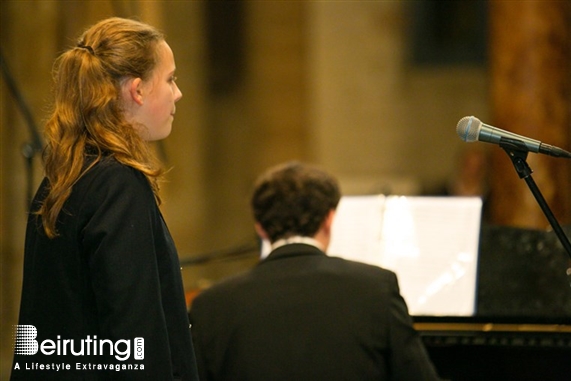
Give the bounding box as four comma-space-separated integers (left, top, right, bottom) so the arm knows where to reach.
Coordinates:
254, 223, 269, 241
322, 209, 336, 234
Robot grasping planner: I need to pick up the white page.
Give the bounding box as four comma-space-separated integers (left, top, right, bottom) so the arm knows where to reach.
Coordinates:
328, 195, 482, 316
328, 195, 386, 265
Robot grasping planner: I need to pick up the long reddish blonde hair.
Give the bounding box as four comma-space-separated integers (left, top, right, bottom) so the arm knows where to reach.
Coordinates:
39, 17, 166, 238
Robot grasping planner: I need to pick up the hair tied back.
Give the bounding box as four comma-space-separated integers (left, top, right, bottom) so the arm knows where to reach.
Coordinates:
77, 44, 96, 56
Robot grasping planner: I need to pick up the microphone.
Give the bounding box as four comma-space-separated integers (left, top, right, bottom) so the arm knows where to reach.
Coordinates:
456, 116, 571, 159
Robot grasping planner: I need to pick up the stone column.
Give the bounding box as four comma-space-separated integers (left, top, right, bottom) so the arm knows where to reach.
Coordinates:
488, 1, 571, 228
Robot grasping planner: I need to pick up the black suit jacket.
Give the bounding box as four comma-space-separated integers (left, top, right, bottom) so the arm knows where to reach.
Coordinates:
189, 243, 442, 381
11, 157, 198, 381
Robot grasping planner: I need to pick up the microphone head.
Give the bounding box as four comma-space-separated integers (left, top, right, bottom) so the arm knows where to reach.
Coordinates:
456, 116, 482, 142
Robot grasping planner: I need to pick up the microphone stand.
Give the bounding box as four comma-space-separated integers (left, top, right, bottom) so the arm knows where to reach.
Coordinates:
499, 138, 571, 285
0, 49, 44, 208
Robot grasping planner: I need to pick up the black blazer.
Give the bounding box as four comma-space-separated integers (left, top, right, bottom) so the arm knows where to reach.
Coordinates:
189, 243, 442, 381
11, 157, 198, 381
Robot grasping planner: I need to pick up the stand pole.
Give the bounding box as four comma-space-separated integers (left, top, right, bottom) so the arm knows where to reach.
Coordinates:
1, 49, 43, 210
500, 138, 571, 285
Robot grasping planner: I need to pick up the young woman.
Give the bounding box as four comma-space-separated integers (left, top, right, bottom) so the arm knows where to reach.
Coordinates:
11, 17, 198, 381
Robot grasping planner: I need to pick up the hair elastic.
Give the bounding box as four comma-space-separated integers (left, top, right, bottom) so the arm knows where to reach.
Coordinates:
77, 44, 95, 56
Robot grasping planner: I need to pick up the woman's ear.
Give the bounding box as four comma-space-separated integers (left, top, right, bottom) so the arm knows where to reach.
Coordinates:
123, 77, 144, 106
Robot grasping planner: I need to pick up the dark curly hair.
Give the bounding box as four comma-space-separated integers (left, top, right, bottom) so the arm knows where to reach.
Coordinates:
251, 162, 341, 242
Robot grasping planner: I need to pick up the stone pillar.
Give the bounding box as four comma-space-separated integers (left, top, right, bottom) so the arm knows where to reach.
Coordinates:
488, 1, 571, 228
0, 1, 61, 376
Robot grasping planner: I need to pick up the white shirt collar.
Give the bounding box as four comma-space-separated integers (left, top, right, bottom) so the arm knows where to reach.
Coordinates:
270, 235, 324, 252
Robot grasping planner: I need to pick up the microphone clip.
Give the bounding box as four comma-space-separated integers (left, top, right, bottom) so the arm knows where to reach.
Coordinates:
500, 138, 533, 179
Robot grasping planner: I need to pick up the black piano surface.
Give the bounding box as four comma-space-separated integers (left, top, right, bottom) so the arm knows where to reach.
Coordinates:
414, 225, 571, 381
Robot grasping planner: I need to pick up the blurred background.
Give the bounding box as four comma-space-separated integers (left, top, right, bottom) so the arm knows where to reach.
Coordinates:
1, 1, 570, 377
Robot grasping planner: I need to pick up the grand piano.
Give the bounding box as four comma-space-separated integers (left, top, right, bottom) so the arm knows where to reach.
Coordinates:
415, 224, 571, 381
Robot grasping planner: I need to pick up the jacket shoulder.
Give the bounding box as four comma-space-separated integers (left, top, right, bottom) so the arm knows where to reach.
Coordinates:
76, 157, 152, 196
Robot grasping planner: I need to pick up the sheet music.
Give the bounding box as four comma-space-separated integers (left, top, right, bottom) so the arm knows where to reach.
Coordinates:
328, 195, 482, 316
327, 195, 386, 265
